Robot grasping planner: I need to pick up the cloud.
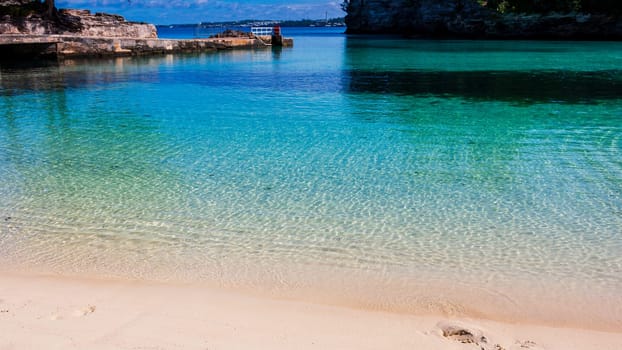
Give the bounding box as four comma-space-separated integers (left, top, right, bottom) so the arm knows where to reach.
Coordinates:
56, 0, 345, 24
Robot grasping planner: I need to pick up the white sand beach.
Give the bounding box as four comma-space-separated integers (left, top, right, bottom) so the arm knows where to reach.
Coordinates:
1, 272, 620, 350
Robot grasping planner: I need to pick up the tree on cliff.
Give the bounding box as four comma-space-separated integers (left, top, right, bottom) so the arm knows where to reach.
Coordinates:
45, 0, 56, 16
42, 0, 54, 17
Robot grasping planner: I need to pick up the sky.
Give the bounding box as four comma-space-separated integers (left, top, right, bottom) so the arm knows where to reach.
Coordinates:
56, 0, 345, 24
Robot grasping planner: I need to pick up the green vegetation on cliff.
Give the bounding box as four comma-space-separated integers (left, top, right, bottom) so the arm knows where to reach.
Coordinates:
343, 0, 622, 38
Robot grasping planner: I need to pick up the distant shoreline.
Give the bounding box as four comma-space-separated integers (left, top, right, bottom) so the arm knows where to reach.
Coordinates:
155, 17, 346, 28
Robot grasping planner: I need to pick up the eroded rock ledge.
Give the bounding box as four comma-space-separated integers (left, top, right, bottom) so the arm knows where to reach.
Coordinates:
0, 4, 157, 38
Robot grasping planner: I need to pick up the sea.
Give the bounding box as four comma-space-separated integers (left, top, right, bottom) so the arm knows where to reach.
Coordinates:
1, 26, 621, 329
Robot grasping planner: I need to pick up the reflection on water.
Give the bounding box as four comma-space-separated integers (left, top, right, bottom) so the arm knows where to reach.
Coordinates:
344, 69, 622, 103
342, 37, 622, 104
0, 49, 303, 96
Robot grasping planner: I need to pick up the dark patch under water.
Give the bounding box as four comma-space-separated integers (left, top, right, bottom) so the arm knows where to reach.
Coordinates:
344, 69, 622, 104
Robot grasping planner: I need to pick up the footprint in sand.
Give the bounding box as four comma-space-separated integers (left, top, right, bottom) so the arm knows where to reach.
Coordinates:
511, 340, 543, 350
437, 322, 508, 350
49, 305, 96, 320
438, 322, 487, 344
72, 305, 96, 317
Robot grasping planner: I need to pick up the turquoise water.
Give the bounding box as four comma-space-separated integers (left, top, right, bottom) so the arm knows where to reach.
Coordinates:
1, 29, 621, 328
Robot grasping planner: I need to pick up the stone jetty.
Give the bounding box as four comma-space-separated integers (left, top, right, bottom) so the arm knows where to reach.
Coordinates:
0, 3, 292, 60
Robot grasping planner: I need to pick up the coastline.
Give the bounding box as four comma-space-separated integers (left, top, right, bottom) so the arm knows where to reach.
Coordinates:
0, 7, 293, 60
1, 272, 621, 350
0, 34, 292, 60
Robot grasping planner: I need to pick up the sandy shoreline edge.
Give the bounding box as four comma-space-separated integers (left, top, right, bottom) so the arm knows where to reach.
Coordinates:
0, 272, 620, 350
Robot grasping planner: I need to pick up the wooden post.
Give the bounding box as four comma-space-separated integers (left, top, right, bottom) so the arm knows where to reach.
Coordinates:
271, 25, 283, 47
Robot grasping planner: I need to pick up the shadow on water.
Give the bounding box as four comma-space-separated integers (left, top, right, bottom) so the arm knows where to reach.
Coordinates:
0, 57, 164, 95
343, 69, 622, 104
271, 46, 283, 60
0, 59, 65, 94
342, 37, 622, 104
0, 53, 342, 96
343, 37, 585, 53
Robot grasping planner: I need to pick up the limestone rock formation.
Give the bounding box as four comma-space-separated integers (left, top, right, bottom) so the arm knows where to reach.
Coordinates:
0, 1, 157, 38
344, 0, 622, 39
60, 9, 157, 38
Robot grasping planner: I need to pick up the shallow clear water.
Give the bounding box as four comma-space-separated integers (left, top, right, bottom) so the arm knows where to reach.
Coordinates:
1, 29, 621, 328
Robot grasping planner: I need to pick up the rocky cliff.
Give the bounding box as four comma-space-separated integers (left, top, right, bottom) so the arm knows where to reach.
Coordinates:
0, 1, 157, 38
344, 0, 622, 39
345, 0, 493, 36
